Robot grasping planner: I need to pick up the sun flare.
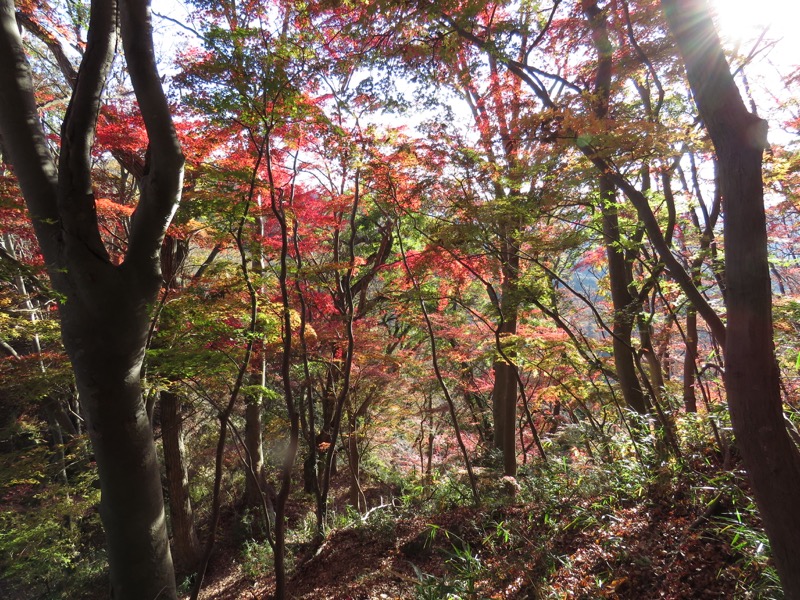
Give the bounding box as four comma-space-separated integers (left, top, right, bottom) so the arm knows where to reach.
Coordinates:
710, 0, 797, 52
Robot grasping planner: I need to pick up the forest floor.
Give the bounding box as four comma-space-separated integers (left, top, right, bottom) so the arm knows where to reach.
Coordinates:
189, 453, 781, 600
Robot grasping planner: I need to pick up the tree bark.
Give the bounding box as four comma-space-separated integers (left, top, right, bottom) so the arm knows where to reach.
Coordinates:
492, 236, 520, 476
639, 315, 666, 407
346, 422, 366, 512
682, 307, 699, 413
161, 389, 201, 574
600, 176, 648, 415
0, 0, 183, 596
244, 390, 267, 509
492, 358, 517, 474
581, 1, 647, 416
663, 1, 800, 597
244, 205, 268, 513
67, 303, 176, 599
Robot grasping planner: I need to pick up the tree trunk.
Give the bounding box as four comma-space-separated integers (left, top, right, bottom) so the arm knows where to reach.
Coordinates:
244, 208, 268, 513
638, 316, 666, 407
161, 389, 201, 574
492, 232, 519, 476
0, 0, 184, 596
663, 1, 800, 596
492, 356, 517, 469
601, 178, 648, 416
582, 0, 647, 416
347, 421, 366, 512
45, 399, 69, 486
60, 264, 177, 599
682, 307, 699, 413
244, 387, 266, 510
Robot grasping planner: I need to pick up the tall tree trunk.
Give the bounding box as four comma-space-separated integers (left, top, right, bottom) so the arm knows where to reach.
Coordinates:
346, 420, 366, 512
582, 0, 648, 416
639, 316, 666, 408
492, 351, 517, 470
600, 176, 648, 415
492, 232, 520, 476
663, 1, 800, 596
0, 0, 185, 596
426, 403, 435, 481
244, 207, 268, 512
161, 389, 201, 574
45, 399, 69, 486
61, 266, 178, 599
158, 234, 202, 575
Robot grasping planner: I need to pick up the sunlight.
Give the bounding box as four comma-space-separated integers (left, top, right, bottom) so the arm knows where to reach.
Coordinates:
709, 0, 798, 62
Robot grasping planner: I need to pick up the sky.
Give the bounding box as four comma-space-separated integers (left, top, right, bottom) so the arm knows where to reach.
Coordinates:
152, 0, 799, 83
709, 0, 799, 143
711, 0, 797, 58
710, 0, 799, 76
151, 0, 798, 69
150, 0, 799, 140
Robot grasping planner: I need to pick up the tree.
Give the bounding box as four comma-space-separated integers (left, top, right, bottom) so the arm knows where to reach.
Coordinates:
157, 235, 202, 575
662, 0, 800, 596
581, 0, 649, 417
0, 0, 184, 597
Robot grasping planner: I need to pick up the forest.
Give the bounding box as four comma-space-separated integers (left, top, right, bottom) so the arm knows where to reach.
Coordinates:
1, 0, 799, 598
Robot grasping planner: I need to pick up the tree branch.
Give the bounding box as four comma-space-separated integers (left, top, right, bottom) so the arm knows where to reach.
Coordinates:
0, 0, 60, 261
58, 0, 117, 261
120, 0, 184, 269
15, 9, 78, 86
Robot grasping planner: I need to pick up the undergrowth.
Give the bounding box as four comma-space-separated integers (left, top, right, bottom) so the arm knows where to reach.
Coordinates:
0, 412, 785, 599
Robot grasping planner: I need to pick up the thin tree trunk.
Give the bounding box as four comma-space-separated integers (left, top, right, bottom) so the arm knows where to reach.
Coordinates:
347, 420, 366, 512
44, 399, 69, 486
191, 136, 267, 600
314, 172, 361, 537
397, 221, 480, 505
161, 389, 201, 574
583, 0, 647, 416
244, 378, 267, 510
682, 307, 699, 413
244, 205, 268, 513
638, 316, 666, 408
